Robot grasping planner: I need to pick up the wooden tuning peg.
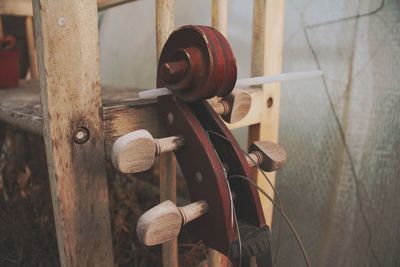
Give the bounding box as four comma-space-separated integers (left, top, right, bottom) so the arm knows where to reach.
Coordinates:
136, 200, 208, 246
210, 90, 251, 124
247, 141, 287, 172
111, 129, 184, 173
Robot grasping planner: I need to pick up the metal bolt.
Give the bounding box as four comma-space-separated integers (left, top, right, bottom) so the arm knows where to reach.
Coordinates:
73, 127, 90, 144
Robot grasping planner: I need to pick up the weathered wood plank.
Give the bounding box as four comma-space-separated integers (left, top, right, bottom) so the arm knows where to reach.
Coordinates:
0, 81, 43, 134
102, 98, 160, 156
32, 0, 114, 266
0, 83, 262, 153
249, 0, 285, 227
0, 83, 162, 151
0, 0, 137, 16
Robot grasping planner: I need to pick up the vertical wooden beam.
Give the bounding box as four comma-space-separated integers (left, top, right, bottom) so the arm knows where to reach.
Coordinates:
156, 0, 175, 57
249, 0, 285, 227
25, 16, 38, 79
0, 16, 3, 37
32, 1, 114, 266
156, 1, 177, 267
208, 1, 230, 266
211, 0, 227, 35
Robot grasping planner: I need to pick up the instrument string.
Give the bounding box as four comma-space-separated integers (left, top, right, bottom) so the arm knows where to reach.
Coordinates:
205, 130, 242, 267
244, 152, 283, 266
206, 130, 310, 267
224, 173, 242, 267
229, 174, 311, 267
207, 130, 283, 265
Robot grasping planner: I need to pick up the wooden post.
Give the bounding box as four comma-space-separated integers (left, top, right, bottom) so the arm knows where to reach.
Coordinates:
156, 1, 177, 267
208, 1, 231, 266
0, 0, 138, 17
32, 0, 114, 266
25, 16, 38, 79
211, 0, 227, 35
0, 16, 3, 37
249, 0, 285, 227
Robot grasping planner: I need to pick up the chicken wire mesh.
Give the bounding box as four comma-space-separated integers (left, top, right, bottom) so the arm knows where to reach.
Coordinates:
273, 0, 400, 266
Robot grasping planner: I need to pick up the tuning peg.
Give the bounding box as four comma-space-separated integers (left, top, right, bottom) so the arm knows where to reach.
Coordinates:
247, 141, 287, 172
210, 91, 251, 124
111, 129, 184, 173
137, 200, 208, 246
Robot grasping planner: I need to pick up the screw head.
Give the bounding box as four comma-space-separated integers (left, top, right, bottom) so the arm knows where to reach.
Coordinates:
73, 127, 90, 144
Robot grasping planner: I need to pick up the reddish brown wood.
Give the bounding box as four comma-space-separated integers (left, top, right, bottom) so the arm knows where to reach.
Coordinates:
158, 94, 235, 254
191, 100, 266, 228
155, 25, 271, 266
157, 25, 237, 102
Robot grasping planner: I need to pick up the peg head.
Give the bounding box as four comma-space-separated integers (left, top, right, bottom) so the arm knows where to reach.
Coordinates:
111, 129, 156, 173
229, 91, 251, 123
249, 141, 287, 172
136, 200, 209, 246
136, 200, 183, 246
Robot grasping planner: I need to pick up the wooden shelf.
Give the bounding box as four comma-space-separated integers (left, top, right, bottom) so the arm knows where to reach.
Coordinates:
0, 80, 263, 157
0, 80, 160, 156
0, 80, 43, 134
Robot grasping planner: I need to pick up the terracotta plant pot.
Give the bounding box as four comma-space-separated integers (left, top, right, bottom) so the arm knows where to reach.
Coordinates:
0, 35, 20, 89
